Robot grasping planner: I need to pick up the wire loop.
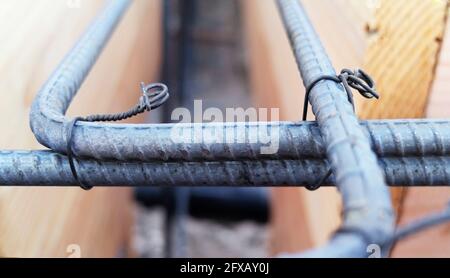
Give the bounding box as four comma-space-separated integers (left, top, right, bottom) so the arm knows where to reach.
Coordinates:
66, 117, 92, 190
84, 83, 169, 122
65, 82, 169, 190
303, 69, 378, 191
303, 69, 378, 121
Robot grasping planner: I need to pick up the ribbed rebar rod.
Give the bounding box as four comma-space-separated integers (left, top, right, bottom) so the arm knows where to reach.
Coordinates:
31, 105, 450, 162
1, 151, 450, 186
67, 119, 450, 161
277, 0, 394, 257
28, 0, 450, 164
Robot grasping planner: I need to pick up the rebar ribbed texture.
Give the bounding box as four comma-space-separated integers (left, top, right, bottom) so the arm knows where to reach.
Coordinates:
31, 111, 450, 162
66, 119, 450, 161
277, 0, 394, 257
0, 151, 449, 187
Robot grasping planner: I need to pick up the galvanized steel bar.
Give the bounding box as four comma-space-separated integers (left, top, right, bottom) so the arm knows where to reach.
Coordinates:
31, 104, 450, 161
64, 119, 450, 161
277, 0, 394, 257
0, 151, 450, 186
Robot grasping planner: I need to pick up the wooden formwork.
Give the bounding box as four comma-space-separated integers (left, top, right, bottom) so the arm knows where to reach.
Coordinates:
0, 0, 162, 257
242, 0, 450, 257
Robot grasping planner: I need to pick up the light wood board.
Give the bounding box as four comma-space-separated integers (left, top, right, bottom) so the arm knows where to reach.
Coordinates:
392, 2, 450, 257
0, 0, 162, 257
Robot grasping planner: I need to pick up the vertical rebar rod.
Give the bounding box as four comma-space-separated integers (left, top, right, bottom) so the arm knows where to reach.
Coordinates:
277, 0, 394, 257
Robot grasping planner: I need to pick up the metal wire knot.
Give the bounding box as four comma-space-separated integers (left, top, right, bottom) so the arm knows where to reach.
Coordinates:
84, 82, 169, 122
65, 82, 170, 190
303, 69, 378, 191
303, 68, 379, 121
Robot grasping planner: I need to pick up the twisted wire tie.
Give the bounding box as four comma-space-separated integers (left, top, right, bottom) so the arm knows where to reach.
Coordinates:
303, 69, 379, 191
65, 82, 169, 190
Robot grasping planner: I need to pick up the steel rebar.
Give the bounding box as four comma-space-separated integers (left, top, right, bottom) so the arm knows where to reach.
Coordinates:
31, 110, 450, 162
0, 150, 449, 187
277, 0, 394, 257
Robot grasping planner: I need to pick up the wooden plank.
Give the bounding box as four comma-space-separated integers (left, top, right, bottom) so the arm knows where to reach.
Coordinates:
359, 0, 448, 235
358, 0, 447, 119
392, 4, 450, 258
427, 5, 450, 119
0, 0, 162, 257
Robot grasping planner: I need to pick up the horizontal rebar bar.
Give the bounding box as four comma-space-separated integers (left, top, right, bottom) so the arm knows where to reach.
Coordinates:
67, 119, 450, 161
30, 115, 450, 162
0, 151, 449, 187
277, 0, 393, 258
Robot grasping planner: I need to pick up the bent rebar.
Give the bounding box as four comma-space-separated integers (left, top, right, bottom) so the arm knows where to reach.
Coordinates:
28, 1, 450, 164
1, 151, 450, 187
277, 0, 394, 257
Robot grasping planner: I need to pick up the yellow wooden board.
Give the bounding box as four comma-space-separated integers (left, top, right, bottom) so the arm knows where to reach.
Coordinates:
392, 4, 450, 257
359, 0, 448, 255
359, 0, 448, 119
